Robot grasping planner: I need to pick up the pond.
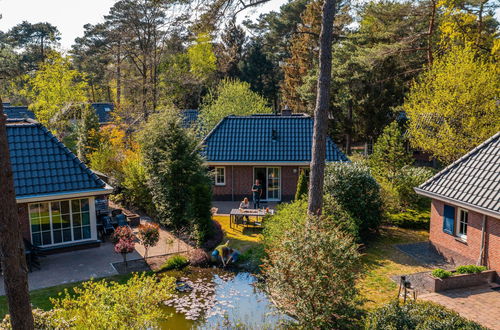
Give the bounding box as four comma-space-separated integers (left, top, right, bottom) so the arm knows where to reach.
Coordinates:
158, 268, 290, 329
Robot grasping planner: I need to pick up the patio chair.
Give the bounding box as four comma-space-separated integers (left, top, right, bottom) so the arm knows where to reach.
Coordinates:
115, 214, 128, 227
23, 239, 46, 272
98, 215, 115, 241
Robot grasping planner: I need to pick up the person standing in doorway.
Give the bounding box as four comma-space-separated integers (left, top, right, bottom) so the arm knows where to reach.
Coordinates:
252, 179, 263, 209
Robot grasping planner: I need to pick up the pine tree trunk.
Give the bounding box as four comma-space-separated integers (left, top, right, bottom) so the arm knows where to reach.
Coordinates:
0, 101, 35, 329
307, 0, 337, 216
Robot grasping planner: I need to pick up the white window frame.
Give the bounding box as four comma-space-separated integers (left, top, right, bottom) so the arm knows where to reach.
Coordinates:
215, 167, 226, 186
456, 208, 468, 240
28, 197, 97, 247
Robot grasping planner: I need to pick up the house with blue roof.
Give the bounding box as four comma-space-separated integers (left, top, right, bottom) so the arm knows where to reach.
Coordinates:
202, 113, 348, 202
415, 131, 500, 273
3, 103, 114, 125
6, 118, 113, 250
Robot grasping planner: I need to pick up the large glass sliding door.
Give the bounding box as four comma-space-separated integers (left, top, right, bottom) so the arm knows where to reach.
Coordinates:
29, 198, 92, 247
253, 167, 281, 201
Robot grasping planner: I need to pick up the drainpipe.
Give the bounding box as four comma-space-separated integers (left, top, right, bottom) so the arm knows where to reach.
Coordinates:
231, 166, 234, 202
477, 215, 486, 266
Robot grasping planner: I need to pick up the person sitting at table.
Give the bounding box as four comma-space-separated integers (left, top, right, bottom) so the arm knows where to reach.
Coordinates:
239, 197, 250, 224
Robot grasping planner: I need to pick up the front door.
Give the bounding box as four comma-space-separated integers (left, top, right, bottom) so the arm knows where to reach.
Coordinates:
253, 167, 281, 201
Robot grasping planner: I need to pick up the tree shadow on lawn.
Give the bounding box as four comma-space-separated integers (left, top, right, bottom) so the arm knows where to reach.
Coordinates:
212, 216, 263, 253
358, 226, 432, 309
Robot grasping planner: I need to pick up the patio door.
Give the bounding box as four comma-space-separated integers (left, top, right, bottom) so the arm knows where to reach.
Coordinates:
253, 167, 281, 201
266, 167, 281, 201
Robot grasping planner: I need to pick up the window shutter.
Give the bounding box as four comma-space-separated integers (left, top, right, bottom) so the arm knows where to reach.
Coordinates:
443, 205, 455, 235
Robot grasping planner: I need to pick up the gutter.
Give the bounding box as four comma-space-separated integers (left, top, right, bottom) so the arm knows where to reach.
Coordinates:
414, 187, 500, 219
16, 184, 114, 203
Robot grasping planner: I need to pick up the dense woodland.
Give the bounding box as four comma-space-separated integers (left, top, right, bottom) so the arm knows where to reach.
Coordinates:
1, 0, 498, 159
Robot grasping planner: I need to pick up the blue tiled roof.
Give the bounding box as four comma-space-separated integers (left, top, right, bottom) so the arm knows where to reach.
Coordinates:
202, 114, 348, 162
182, 109, 199, 128
91, 103, 114, 124
6, 120, 107, 199
3, 106, 36, 120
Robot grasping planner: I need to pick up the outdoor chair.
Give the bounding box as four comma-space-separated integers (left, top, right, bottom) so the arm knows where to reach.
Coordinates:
98, 215, 115, 241
23, 239, 46, 272
115, 214, 128, 227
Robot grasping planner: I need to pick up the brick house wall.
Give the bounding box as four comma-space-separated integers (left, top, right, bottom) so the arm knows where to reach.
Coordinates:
430, 199, 500, 272
212, 165, 300, 201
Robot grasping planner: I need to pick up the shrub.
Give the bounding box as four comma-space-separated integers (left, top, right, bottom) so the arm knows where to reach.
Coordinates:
456, 265, 487, 274
112, 226, 136, 266
188, 248, 210, 267
202, 220, 224, 251
394, 166, 434, 209
137, 222, 160, 259
263, 199, 308, 250
432, 268, 452, 279
51, 273, 175, 328
159, 255, 189, 271
365, 300, 486, 329
324, 163, 383, 241
385, 208, 430, 230
139, 108, 212, 244
263, 216, 362, 328
295, 170, 308, 200
1, 308, 72, 329
121, 151, 154, 214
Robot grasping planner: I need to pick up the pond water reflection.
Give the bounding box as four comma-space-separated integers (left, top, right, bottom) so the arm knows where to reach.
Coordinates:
159, 268, 290, 329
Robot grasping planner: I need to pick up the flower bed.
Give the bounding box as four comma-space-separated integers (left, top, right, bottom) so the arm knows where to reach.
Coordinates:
424, 267, 496, 292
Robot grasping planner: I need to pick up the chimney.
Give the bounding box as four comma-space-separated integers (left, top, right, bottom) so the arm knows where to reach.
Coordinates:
281, 105, 292, 116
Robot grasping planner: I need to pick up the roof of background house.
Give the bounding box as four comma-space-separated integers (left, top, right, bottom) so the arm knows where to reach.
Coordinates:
182, 109, 199, 128
2, 102, 11, 107
202, 114, 348, 163
3, 103, 114, 124
6, 119, 109, 199
3, 106, 36, 120
415, 132, 500, 216
91, 103, 114, 124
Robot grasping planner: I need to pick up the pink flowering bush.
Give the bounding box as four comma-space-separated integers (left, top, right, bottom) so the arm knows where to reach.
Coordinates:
112, 226, 136, 266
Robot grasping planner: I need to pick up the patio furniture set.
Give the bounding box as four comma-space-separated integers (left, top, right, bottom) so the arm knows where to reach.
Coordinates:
229, 208, 274, 230
97, 208, 141, 241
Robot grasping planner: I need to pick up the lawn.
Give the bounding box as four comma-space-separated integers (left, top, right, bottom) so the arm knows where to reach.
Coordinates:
358, 226, 431, 309
212, 215, 262, 253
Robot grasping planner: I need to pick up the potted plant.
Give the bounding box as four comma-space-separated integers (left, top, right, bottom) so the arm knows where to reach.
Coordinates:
112, 226, 136, 267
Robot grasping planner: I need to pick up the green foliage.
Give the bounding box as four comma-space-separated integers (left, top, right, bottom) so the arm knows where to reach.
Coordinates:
262, 199, 308, 251
405, 44, 500, 164
159, 255, 189, 271
76, 105, 101, 163
50, 273, 175, 329
432, 268, 452, 279
393, 166, 434, 209
385, 209, 430, 230
199, 78, 271, 133
263, 216, 362, 329
137, 222, 160, 259
21, 52, 89, 135
139, 108, 212, 243
365, 300, 486, 329
121, 151, 153, 213
0, 308, 71, 329
370, 121, 412, 183
324, 163, 383, 241
294, 170, 308, 200
187, 32, 217, 81
456, 265, 487, 274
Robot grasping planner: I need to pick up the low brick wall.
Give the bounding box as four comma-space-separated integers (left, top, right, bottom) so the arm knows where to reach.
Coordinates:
424, 270, 497, 292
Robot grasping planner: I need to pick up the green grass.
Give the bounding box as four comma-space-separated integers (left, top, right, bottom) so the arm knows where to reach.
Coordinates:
0, 272, 146, 318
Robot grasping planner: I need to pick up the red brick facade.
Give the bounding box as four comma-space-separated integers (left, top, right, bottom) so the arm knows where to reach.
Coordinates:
430, 199, 500, 272
211, 165, 301, 201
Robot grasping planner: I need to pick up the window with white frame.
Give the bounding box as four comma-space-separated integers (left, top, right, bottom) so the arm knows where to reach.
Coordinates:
29, 198, 91, 246
457, 208, 468, 240
215, 167, 225, 185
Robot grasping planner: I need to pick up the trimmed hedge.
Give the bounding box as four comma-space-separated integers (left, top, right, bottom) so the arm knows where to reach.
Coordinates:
432, 268, 452, 279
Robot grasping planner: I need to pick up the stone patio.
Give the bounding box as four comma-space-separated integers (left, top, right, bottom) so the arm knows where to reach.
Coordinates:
0, 220, 193, 295
420, 284, 500, 329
